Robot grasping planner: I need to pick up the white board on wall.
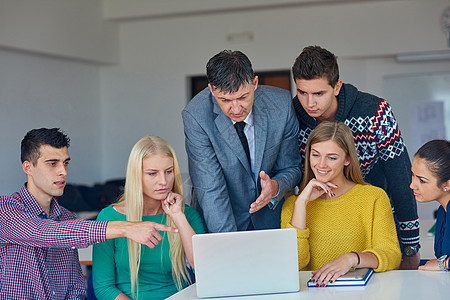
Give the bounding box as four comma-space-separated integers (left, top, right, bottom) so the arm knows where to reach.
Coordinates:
409, 101, 446, 152
384, 72, 450, 220
384, 72, 450, 156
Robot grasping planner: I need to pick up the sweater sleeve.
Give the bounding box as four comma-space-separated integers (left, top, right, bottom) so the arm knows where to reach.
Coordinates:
363, 189, 402, 272
281, 195, 311, 270
372, 99, 419, 247
92, 208, 123, 300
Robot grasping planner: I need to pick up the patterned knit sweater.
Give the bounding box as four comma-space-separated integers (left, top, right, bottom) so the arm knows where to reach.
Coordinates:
292, 83, 419, 247
281, 184, 402, 272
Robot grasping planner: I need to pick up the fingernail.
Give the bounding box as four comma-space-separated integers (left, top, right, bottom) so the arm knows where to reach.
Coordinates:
322, 283, 325, 287
311, 279, 315, 283
316, 283, 319, 287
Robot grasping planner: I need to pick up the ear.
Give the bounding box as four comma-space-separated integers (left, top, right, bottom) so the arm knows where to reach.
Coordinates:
344, 155, 351, 166
253, 76, 259, 90
22, 161, 33, 176
443, 179, 450, 192
208, 83, 215, 94
334, 80, 343, 96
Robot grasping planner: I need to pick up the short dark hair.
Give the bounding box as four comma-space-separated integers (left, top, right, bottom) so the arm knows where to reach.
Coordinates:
21, 128, 70, 165
415, 139, 450, 186
292, 46, 339, 87
206, 50, 254, 93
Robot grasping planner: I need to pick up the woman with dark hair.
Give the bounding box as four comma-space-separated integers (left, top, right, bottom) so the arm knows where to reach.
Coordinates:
411, 139, 450, 272
281, 121, 401, 287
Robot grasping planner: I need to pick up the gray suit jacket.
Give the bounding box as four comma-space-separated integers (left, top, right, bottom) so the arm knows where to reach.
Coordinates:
182, 85, 301, 232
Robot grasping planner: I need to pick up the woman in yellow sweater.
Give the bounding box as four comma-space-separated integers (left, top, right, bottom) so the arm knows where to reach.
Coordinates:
281, 121, 401, 287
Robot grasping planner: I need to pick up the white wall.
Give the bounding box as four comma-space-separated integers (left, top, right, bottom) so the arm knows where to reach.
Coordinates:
0, 0, 117, 194
0, 49, 102, 195
102, 0, 450, 57
0, 0, 118, 64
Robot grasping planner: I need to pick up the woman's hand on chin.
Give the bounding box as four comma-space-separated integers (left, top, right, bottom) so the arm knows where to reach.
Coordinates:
296, 179, 338, 205
162, 192, 184, 217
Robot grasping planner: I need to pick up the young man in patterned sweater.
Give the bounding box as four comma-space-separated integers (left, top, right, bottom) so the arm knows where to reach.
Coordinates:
291, 46, 420, 269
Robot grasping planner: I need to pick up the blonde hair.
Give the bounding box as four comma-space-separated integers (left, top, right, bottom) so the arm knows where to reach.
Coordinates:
118, 135, 190, 299
301, 121, 365, 190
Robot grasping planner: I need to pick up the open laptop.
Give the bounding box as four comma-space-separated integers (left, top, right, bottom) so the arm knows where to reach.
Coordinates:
192, 228, 299, 298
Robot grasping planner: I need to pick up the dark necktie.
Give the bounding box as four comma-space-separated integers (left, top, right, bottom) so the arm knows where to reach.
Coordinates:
234, 121, 251, 167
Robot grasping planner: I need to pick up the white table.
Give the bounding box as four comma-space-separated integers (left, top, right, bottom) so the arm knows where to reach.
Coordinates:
168, 270, 450, 300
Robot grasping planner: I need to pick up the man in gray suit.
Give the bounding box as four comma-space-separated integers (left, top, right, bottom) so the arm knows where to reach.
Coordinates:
182, 50, 301, 232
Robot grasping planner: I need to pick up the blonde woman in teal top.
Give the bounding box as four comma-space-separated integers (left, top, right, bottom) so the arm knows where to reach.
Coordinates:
93, 135, 205, 300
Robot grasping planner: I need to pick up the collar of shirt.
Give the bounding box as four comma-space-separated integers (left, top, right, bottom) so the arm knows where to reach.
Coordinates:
19, 184, 62, 219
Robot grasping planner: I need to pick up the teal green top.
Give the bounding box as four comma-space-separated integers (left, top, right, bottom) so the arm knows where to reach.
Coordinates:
92, 204, 205, 300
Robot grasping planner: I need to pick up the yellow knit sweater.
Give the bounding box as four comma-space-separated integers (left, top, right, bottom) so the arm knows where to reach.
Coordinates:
281, 184, 401, 272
